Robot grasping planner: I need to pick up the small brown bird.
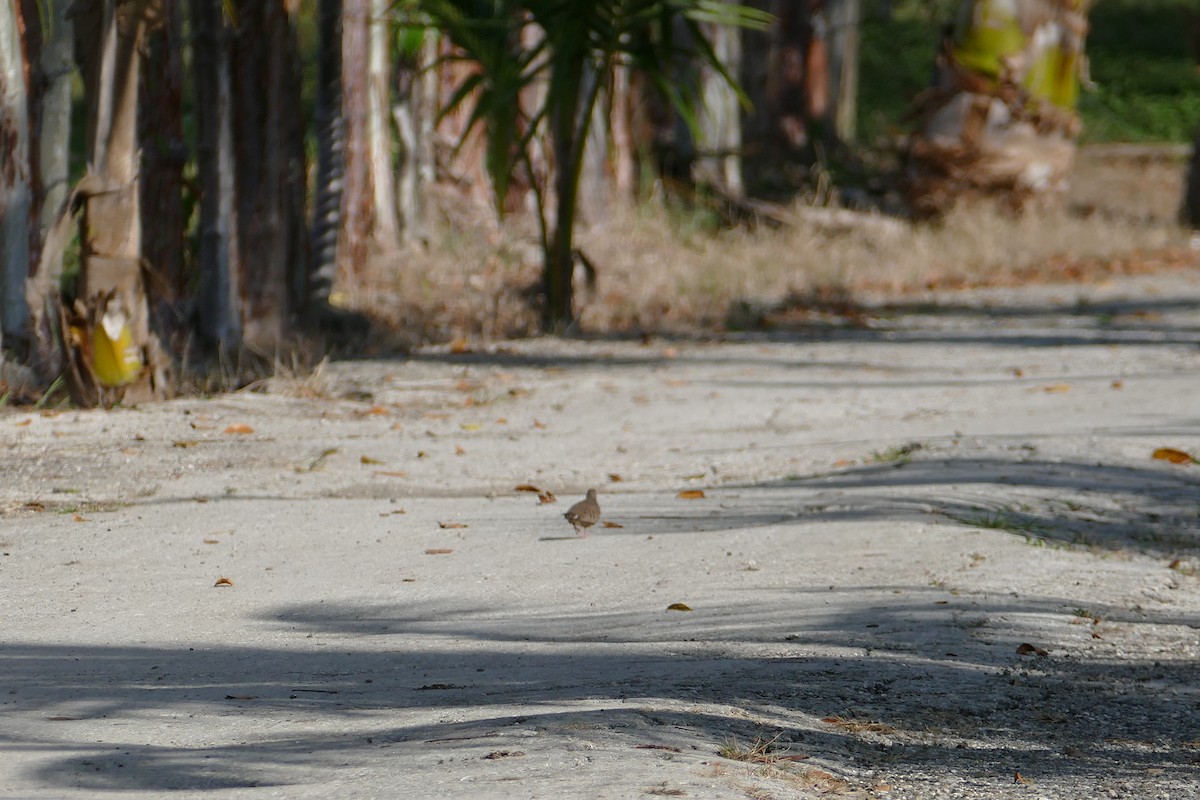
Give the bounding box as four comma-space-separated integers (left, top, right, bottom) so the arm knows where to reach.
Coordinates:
563, 488, 601, 536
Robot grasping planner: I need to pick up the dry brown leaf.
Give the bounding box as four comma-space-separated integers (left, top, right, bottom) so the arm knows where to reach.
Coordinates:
532, 419, 547, 429
203, 538, 220, 544
224, 423, 254, 435
1014, 772, 1032, 785
1016, 642, 1049, 657
449, 338, 471, 354
173, 440, 199, 448
514, 483, 542, 493
424, 548, 454, 555
677, 489, 706, 500
832, 458, 855, 467
374, 470, 407, 478
454, 445, 466, 455
355, 405, 390, 416
14, 418, 32, 427
72, 514, 89, 522
1153, 447, 1195, 465
1011, 368, 1024, 378
608, 473, 623, 482
189, 422, 214, 430
1110, 380, 1123, 390
214, 577, 234, 587
602, 521, 624, 528
537, 491, 557, 505
1042, 384, 1071, 394
666, 602, 692, 611
24, 501, 46, 512
360, 455, 384, 465
495, 417, 507, 425
438, 521, 468, 529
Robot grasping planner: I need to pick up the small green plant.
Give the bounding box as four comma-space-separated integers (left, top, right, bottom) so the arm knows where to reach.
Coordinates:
948, 507, 1047, 535
870, 442, 923, 465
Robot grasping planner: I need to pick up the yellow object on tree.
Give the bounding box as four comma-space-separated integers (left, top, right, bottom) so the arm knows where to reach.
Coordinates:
91, 303, 143, 387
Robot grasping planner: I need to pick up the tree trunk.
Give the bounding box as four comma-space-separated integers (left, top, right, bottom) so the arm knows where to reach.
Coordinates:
826, 0, 859, 143
905, 0, 1090, 218
72, 0, 168, 402
230, 0, 308, 350
1183, 126, 1200, 228
695, 15, 744, 196
340, 0, 372, 277
309, 0, 343, 312
0, 0, 31, 349
367, 0, 399, 252
191, 0, 240, 348
139, 0, 186, 305
394, 28, 437, 245
21, 0, 73, 373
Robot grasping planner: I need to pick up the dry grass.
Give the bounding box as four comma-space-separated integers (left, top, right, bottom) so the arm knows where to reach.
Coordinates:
341, 150, 1197, 345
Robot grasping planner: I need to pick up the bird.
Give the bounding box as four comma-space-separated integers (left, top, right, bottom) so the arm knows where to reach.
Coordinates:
563, 488, 601, 536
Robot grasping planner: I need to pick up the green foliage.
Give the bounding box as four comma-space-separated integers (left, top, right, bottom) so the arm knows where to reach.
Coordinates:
860, 0, 1200, 144
404, 0, 770, 330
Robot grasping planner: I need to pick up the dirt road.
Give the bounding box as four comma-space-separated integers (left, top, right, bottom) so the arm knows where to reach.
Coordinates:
3, 272, 1199, 799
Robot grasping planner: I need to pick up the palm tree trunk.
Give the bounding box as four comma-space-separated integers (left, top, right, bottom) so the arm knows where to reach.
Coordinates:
73, 0, 168, 402
191, 0, 240, 348
309, 0, 344, 314
0, 0, 31, 348
1183, 125, 1200, 228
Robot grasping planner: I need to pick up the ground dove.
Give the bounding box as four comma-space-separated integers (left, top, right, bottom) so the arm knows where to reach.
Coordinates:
563, 488, 600, 536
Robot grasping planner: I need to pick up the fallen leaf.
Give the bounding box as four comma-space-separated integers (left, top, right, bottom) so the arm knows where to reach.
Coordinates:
1153, 447, 1195, 465
189, 422, 214, 430
681, 472, 706, 480
666, 602, 692, 611
203, 538, 220, 544
495, 417, 507, 425
454, 445, 466, 455
214, 577, 234, 587
460, 423, 481, 431
355, 405, 390, 416
1014, 772, 1032, 785
449, 338, 471, 354
1011, 368, 1024, 377
537, 491, 557, 505
1016, 642, 1049, 657
1110, 380, 1123, 390
72, 514, 89, 522
172, 440, 199, 448
438, 521, 468, 529
663, 378, 688, 387
424, 548, 454, 555
24, 501, 46, 512
832, 458, 855, 467
374, 470, 407, 478
360, 455, 384, 465
602, 521, 624, 528
608, 473, 623, 482
14, 418, 32, 427
532, 419, 547, 429
1042, 384, 1071, 394
677, 489, 705, 500
514, 484, 542, 493
224, 423, 254, 434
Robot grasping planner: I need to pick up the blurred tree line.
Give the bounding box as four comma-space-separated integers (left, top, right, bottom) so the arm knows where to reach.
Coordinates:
0, 0, 1195, 405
